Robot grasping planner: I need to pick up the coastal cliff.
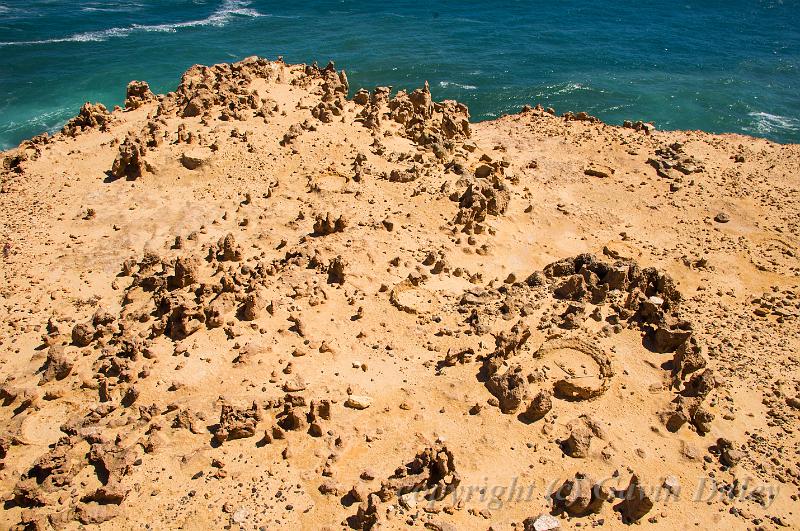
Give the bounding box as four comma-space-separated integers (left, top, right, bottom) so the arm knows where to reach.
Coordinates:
1, 57, 798, 529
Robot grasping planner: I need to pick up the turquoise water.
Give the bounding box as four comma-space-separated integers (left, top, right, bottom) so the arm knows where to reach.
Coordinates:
1, 0, 799, 149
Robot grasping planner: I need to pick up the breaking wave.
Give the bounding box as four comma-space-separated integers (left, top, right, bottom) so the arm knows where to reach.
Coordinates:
439, 81, 477, 90
0, 0, 262, 47
0, 106, 74, 150
536, 82, 590, 97
746, 112, 800, 135
80, 3, 145, 14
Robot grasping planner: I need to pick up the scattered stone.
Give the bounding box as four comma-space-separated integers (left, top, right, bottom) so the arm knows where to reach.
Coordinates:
38, 345, 73, 384
71, 322, 95, 347
551, 472, 607, 516
522, 390, 552, 421
717, 438, 743, 467
562, 422, 592, 458
181, 148, 212, 170
662, 476, 680, 495
345, 395, 372, 410
213, 403, 260, 444
282, 375, 307, 392
523, 513, 561, 531
616, 474, 654, 522
485, 365, 527, 413
313, 213, 347, 235
584, 162, 615, 178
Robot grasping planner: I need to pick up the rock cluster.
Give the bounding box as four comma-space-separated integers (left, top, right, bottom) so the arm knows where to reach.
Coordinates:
111, 133, 151, 179
355, 80, 470, 150
312, 213, 347, 235
166, 56, 277, 121
124, 80, 156, 110
213, 402, 261, 444
542, 253, 717, 433
347, 446, 460, 529
623, 119, 656, 134
308, 61, 349, 123
551, 472, 609, 516
61, 102, 111, 137
562, 111, 600, 123
646, 141, 704, 191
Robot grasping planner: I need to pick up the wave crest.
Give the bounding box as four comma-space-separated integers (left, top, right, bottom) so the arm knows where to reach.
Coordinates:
746, 112, 800, 134
0, 0, 263, 47
535, 82, 589, 98
439, 81, 477, 90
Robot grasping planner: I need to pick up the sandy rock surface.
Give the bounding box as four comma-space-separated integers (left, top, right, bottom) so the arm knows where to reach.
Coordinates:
0, 57, 798, 530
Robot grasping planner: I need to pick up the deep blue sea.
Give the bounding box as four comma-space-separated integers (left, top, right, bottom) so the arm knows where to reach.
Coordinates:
1, 0, 799, 149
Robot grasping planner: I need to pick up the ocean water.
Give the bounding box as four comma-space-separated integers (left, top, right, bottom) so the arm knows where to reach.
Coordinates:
1, 0, 799, 150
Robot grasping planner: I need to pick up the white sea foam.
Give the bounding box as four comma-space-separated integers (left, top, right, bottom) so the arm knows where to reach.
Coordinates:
81, 3, 145, 14
746, 112, 800, 134
439, 81, 477, 90
599, 104, 632, 113
0, 106, 74, 148
552, 82, 587, 95
0, 0, 262, 47
533, 82, 589, 99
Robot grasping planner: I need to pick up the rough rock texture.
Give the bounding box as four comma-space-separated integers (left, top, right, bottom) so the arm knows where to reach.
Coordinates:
485, 364, 527, 413
0, 57, 798, 530
615, 474, 655, 522
213, 403, 261, 444
124, 80, 156, 110
522, 389, 552, 421
110, 133, 150, 179
61, 102, 112, 137
551, 472, 608, 516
